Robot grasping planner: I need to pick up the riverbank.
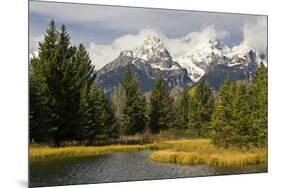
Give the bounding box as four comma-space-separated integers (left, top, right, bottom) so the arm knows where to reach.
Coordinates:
149, 139, 267, 167
29, 142, 170, 162
30, 139, 267, 167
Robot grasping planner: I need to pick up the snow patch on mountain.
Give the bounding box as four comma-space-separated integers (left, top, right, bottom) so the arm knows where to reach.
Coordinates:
120, 50, 134, 57
177, 57, 205, 82
174, 36, 266, 82
150, 64, 181, 71
133, 33, 171, 61
97, 28, 266, 83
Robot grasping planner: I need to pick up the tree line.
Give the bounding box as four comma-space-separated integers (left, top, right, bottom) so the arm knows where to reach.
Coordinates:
30, 20, 267, 148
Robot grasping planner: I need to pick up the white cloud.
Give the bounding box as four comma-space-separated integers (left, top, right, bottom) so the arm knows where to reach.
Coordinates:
88, 28, 164, 69
30, 1, 163, 33
165, 25, 229, 59
30, 1, 258, 38
29, 20, 267, 70
29, 35, 43, 53
242, 17, 267, 53
88, 26, 229, 70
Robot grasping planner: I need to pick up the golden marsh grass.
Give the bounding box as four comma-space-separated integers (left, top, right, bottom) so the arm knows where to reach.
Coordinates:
149, 139, 267, 167
29, 142, 171, 162
30, 139, 267, 167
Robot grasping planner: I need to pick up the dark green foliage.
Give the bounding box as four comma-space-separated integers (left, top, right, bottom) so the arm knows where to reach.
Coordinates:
38, 20, 58, 60
73, 44, 95, 88
149, 74, 173, 133
30, 20, 116, 146
46, 24, 80, 145
120, 66, 147, 135
111, 85, 125, 123
29, 57, 51, 143
210, 80, 253, 148
188, 80, 214, 137
210, 65, 268, 148
248, 63, 268, 146
80, 84, 118, 142
210, 79, 238, 147
173, 89, 189, 130
30, 20, 59, 143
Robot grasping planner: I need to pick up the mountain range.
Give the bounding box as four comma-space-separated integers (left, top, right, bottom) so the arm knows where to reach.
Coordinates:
96, 32, 267, 94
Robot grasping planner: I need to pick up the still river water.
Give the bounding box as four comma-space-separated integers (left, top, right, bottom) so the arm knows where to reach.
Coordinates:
30, 150, 267, 187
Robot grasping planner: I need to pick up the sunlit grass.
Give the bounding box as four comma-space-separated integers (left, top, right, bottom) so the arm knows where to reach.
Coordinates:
149, 139, 267, 167
29, 142, 171, 162
30, 139, 267, 167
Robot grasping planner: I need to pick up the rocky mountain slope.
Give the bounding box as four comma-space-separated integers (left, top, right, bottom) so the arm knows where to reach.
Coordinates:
96, 32, 267, 93
96, 35, 194, 94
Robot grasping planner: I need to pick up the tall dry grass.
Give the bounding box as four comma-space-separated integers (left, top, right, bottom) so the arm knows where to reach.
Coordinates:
29, 142, 171, 162
30, 139, 267, 167
149, 139, 267, 167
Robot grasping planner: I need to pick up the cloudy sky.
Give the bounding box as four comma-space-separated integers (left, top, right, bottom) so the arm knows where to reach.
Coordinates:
29, 1, 267, 69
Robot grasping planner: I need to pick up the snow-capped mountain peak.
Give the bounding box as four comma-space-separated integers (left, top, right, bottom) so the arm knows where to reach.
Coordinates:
97, 30, 266, 93
175, 38, 229, 82
175, 37, 267, 82
120, 50, 134, 57
133, 34, 172, 63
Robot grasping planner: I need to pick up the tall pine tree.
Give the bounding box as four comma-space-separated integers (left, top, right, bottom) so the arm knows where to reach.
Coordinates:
149, 74, 172, 134
248, 63, 268, 146
210, 65, 268, 148
210, 79, 234, 147
30, 20, 59, 143
173, 88, 190, 130
120, 66, 146, 135
80, 83, 118, 143
188, 80, 214, 137
30, 20, 96, 146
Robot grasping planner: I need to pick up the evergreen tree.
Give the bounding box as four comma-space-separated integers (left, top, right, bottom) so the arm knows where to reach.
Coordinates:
29, 20, 96, 146
30, 20, 59, 143
188, 80, 214, 137
111, 84, 125, 131
209, 79, 234, 147
96, 87, 118, 140
38, 19, 58, 60
121, 66, 146, 135
73, 44, 95, 88
149, 74, 172, 133
30, 57, 49, 143
248, 64, 268, 146
233, 82, 252, 148
210, 66, 268, 148
173, 88, 189, 130
45, 24, 79, 145
72, 44, 96, 141
80, 84, 118, 143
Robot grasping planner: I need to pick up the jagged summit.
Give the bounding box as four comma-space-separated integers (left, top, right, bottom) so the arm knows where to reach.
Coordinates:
176, 38, 228, 82
96, 30, 267, 93
96, 33, 193, 94
114, 34, 180, 71
120, 50, 134, 57
176, 37, 267, 82
133, 34, 173, 65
